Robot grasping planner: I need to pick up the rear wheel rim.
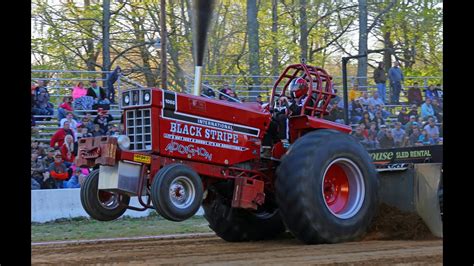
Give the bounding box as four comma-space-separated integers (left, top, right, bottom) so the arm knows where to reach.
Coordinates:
169, 176, 196, 209
321, 158, 365, 219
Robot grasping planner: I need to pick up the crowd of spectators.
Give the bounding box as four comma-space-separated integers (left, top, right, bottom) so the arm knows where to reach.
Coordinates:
325, 83, 443, 150
31, 76, 122, 190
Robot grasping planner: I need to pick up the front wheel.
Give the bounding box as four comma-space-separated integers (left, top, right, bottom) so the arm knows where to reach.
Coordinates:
80, 169, 130, 221
150, 164, 204, 222
276, 129, 379, 244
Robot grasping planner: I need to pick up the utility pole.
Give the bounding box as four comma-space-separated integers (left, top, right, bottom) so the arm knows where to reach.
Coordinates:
160, 0, 168, 89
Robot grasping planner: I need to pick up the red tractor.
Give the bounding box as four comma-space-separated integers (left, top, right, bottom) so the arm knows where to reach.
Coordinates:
77, 63, 378, 244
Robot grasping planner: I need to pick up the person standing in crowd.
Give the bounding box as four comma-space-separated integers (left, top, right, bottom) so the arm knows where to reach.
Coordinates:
397, 106, 411, 125
373, 62, 387, 103
407, 82, 423, 106
421, 98, 435, 121
50, 121, 75, 148
388, 62, 404, 104
106, 66, 121, 103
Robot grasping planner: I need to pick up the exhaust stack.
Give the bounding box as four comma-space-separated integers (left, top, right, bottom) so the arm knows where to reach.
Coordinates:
191, 0, 215, 96
193, 66, 203, 96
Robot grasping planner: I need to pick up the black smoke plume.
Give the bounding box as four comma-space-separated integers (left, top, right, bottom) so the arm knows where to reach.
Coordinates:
192, 0, 216, 66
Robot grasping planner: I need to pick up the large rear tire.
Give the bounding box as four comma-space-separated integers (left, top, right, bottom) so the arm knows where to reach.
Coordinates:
276, 129, 378, 244
80, 169, 130, 221
203, 181, 286, 242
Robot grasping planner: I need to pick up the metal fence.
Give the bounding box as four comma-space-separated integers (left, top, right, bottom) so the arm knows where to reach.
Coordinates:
183, 73, 442, 102
32, 69, 442, 105
31, 69, 144, 107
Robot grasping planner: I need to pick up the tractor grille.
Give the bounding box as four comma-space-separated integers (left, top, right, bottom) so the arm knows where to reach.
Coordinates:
125, 108, 152, 151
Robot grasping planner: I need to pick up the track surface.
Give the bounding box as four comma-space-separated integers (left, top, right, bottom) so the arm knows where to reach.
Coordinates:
32, 233, 442, 265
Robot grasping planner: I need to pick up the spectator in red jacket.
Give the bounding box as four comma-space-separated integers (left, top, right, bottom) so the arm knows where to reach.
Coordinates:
50, 121, 75, 148
60, 134, 75, 166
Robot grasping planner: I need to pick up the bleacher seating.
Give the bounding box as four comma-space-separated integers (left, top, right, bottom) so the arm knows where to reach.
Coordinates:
32, 104, 122, 144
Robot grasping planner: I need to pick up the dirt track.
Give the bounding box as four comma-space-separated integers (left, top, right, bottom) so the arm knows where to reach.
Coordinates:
32, 233, 442, 265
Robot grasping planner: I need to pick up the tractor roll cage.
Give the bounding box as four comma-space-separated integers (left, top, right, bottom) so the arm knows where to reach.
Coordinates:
269, 63, 335, 118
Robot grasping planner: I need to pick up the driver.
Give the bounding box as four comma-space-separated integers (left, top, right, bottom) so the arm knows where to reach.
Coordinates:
278, 77, 309, 116
272, 77, 309, 141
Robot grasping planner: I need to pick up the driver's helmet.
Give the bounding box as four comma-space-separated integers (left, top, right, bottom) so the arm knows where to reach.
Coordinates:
289, 77, 308, 98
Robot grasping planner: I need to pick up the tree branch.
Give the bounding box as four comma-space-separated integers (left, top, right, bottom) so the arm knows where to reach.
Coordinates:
367, 0, 396, 33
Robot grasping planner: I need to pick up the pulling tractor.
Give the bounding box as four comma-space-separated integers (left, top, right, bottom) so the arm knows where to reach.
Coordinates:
77, 63, 379, 244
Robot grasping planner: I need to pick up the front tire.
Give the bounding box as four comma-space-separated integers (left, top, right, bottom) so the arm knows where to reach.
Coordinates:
276, 129, 378, 244
203, 181, 286, 242
80, 169, 130, 221
150, 164, 204, 222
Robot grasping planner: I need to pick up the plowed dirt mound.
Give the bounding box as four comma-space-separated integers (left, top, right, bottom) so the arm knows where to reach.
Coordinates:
364, 203, 440, 241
